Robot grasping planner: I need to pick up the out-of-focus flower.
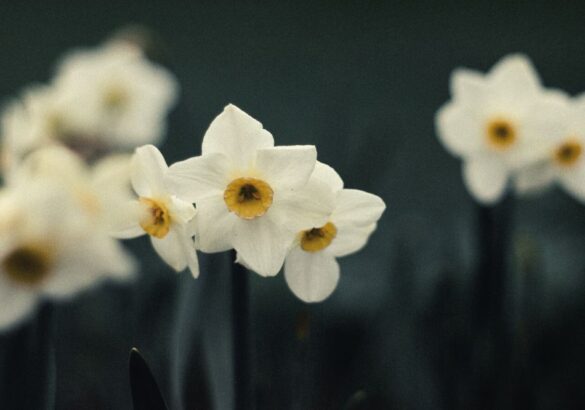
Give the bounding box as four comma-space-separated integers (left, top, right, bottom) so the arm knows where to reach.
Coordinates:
0, 155, 135, 331
514, 92, 585, 202
10, 146, 135, 235
435, 54, 561, 204
0, 85, 76, 176
111, 145, 199, 278
283, 163, 386, 302
0, 40, 178, 172
166, 104, 335, 277
53, 41, 178, 149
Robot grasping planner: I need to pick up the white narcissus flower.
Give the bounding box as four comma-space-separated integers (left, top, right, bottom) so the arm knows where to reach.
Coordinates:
514, 92, 585, 202
166, 104, 335, 277
435, 54, 561, 205
0, 169, 135, 331
0, 39, 178, 177
9, 146, 135, 235
283, 163, 386, 303
53, 41, 179, 148
111, 145, 199, 278
0, 85, 76, 176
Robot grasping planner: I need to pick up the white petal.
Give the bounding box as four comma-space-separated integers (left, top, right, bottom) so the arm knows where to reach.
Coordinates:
131, 145, 168, 197
92, 154, 132, 188
170, 196, 196, 225
151, 230, 187, 272
256, 146, 317, 190
462, 155, 509, 204
331, 189, 386, 228
201, 104, 274, 168
166, 153, 230, 202
110, 223, 145, 239
231, 217, 289, 277
284, 247, 340, 303
14, 145, 86, 185
311, 161, 344, 192
176, 226, 200, 278
489, 54, 541, 100
521, 91, 570, 145
108, 200, 146, 239
569, 94, 585, 131
195, 194, 237, 253
559, 163, 585, 203
328, 223, 377, 257
450, 68, 488, 108
0, 282, 37, 332
92, 155, 135, 213
44, 236, 136, 299
435, 102, 483, 157
234, 252, 254, 271
276, 178, 336, 233
512, 162, 555, 196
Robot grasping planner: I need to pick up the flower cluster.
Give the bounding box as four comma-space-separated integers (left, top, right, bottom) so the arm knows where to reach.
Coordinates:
165, 104, 386, 302
0, 37, 385, 330
0, 146, 136, 330
0, 37, 182, 329
436, 54, 585, 204
1, 39, 178, 175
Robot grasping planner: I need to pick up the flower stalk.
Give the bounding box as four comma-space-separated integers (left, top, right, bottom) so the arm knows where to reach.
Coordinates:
232, 251, 251, 410
0, 302, 56, 409
473, 197, 513, 409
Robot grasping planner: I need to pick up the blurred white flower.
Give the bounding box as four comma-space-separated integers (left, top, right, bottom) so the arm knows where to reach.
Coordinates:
166, 104, 335, 277
514, 92, 585, 202
53, 41, 178, 149
10, 146, 136, 235
283, 163, 386, 303
435, 54, 561, 204
0, 85, 76, 176
111, 145, 199, 278
0, 162, 135, 331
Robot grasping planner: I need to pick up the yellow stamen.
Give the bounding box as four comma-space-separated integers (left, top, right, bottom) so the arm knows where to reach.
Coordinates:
485, 118, 516, 150
104, 87, 128, 110
3, 245, 53, 287
554, 139, 582, 167
224, 177, 274, 219
47, 112, 65, 137
300, 222, 337, 252
139, 197, 171, 238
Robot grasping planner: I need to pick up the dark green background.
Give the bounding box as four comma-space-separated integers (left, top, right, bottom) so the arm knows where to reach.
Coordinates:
2, 1, 585, 409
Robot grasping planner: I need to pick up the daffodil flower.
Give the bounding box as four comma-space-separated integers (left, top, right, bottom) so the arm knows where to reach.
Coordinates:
514, 92, 585, 202
53, 41, 178, 149
112, 145, 199, 278
283, 163, 386, 303
0, 173, 135, 331
436, 54, 562, 204
1, 41, 177, 171
0, 85, 75, 175
9, 146, 136, 236
166, 104, 335, 277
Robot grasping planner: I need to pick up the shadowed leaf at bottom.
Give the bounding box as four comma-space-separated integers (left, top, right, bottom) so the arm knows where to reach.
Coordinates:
129, 348, 169, 410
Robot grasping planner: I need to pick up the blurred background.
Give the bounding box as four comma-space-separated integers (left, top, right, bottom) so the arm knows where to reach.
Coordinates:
2, 1, 585, 409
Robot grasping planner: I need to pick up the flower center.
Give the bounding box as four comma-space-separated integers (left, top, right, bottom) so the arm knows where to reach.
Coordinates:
554, 139, 582, 167
104, 87, 128, 111
224, 177, 274, 219
300, 222, 337, 252
47, 112, 65, 137
485, 118, 516, 150
139, 197, 171, 238
2, 245, 53, 287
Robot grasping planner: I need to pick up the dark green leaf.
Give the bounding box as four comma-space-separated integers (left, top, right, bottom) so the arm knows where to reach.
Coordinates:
129, 348, 169, 410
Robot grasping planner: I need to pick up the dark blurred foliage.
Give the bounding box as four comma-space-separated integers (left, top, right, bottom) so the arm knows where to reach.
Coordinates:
2, 1, 585, 409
